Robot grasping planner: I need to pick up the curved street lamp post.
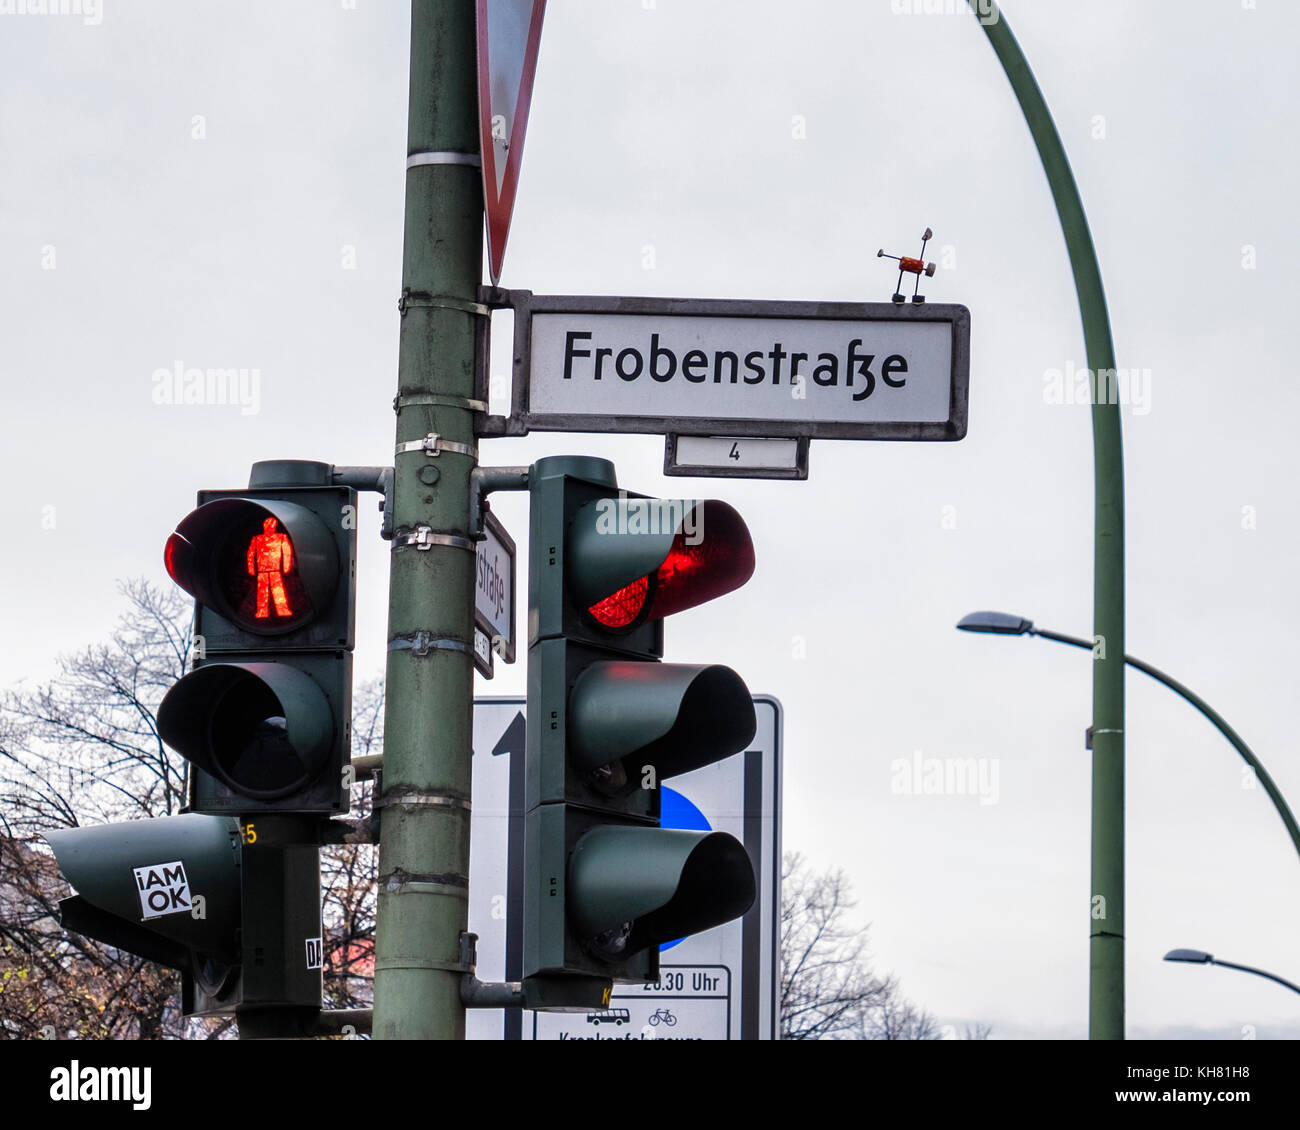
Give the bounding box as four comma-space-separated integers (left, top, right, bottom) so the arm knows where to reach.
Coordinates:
969, 3, 1128, 1039
956, 611, 1300, 865
1164, 949, 1300, 1000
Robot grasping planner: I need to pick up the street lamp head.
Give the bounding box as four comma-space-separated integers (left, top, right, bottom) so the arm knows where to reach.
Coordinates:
956, 611, 1035, 636
1164, 948, 1213, 964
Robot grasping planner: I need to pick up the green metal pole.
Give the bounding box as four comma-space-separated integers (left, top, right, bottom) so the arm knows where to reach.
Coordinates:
1033, 628, 1300, 868
373, 0, 482, 1040
969, 2, 1126, 1038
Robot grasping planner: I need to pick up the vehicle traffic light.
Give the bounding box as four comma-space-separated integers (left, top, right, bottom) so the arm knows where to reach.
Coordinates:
158, 460, 356, 816
523, 456, 758, 1004
43, 814, 324, 1025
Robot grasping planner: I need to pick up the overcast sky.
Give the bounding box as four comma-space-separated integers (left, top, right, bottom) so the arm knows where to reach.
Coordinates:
3, 0, 1299, 1040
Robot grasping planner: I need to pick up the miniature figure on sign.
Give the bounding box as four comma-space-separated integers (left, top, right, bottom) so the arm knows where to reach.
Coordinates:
878, 227, 937, 305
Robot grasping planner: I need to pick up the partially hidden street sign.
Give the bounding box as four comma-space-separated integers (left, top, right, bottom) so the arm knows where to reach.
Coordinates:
472, 509, 516, 679
476, 0, 546, 285
486, 292, 969, 449
466, 696, 782, 1041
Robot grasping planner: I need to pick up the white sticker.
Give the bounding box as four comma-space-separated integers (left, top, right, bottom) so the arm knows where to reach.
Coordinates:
305, 937, 323, 970
133, 860, 192, 920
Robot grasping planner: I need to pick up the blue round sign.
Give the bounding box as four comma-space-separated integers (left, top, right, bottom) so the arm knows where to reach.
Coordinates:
658, 786, 711, 952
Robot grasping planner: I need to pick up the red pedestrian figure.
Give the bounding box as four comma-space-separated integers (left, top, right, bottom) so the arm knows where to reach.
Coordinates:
247, 516, 294, 619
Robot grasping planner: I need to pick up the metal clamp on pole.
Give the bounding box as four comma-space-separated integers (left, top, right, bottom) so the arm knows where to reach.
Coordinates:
377, 863, 470, 904
391, 526, 476, 553
395, 432, 478, 461
374, 787, 471, 815
397, 288, 491, 319
406, 150, 482, 170
388, 630, 477, 659
395, 391, 489, 414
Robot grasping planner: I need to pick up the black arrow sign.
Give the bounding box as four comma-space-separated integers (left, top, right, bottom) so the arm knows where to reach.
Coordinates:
491, 711, 525, 758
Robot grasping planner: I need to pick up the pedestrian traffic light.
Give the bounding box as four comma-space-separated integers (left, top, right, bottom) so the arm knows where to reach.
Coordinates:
522, 456, 758, 1003
159, 460, 356, 816
43, 813, 324, 1024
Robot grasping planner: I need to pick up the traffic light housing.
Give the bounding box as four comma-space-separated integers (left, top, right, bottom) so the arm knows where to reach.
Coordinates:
159, 460, 356, 816
41, 460, 352, 1032
42, 814, 324, 1024
523, 456, 758, 1001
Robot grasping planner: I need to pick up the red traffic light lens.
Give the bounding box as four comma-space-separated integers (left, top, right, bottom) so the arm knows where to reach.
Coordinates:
164, 532, 186, 586
644, 502, 754, 621
588, 574, 650, 629
584, 501, 754, 627
167, 503, 318, 635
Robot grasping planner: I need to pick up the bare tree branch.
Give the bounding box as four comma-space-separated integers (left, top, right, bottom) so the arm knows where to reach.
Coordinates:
0, 582, 380, 1038
780, 851, 985, 1040
5, 582, 985, 1042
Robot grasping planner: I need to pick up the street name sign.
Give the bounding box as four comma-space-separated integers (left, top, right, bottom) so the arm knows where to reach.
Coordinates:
465, 696, 782, 1041
489, 291, 969, 445
472, 509, 516, 679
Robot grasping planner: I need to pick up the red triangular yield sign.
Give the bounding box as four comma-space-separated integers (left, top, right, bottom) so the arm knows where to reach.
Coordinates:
477, 0, 546, 285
